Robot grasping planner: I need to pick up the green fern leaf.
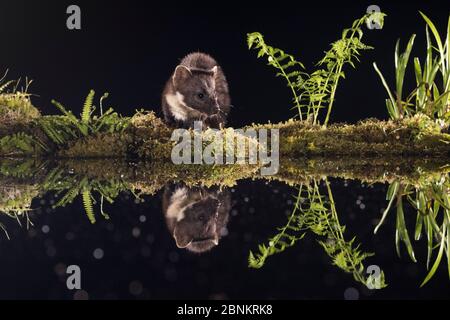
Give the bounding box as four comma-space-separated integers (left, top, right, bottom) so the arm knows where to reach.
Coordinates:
82, 90, 95, 124
82, 190, 96, 224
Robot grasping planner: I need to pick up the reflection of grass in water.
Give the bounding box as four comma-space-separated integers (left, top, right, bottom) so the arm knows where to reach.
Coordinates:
0, 183, 38, 237
375, 171, 450, 286
0, 159, 46, 235
249, 179, 387, 289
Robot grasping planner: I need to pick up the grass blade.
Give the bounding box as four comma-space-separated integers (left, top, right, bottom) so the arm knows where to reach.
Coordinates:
420, 224, 447, 287
373, 62, 398, 118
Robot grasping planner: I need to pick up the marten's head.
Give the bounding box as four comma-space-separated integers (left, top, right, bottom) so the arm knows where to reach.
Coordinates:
163, 184, 231, 253
171, 65, 221, 116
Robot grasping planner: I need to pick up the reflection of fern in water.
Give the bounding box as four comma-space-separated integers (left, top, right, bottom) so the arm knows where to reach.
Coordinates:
248, 12, 385, 126
249, 187, 306, 268
249, 179, 387, 289
0, 159, 47, 179
319, 180, 386, 288
82, 190, 95, 224
44, 167, 131, 224
375, 172, 450, 286
0, 132, 47, 156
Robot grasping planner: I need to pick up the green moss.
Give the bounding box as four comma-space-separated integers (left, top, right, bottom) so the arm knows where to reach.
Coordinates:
129, 111, 173, 159
0, 92, 40, 127
58, 132, 134, 158
0, 91, 449, 158
255, 117, 450, 156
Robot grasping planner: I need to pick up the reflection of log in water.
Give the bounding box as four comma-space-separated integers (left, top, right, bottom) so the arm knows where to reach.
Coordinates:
0, 156, 447, 194
0, 156, 447, 224
266, 156, 449, 186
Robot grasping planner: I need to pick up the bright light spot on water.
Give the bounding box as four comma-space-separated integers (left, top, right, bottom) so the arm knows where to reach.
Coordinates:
344, 287, 359, 300
93, 248, 104, 259
42, 225, 50, 234
73, 290, 89, 300
132, 227, 141, 238
129, 281, 143, 296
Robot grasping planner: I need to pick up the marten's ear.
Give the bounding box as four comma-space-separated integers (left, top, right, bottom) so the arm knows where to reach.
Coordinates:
173, 226, 193, 249
173, 65, 192, 87
210, 66, 218, 76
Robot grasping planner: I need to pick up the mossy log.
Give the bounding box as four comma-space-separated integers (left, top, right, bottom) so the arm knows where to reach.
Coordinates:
254, 116, 450, 156
1, 111, 450, 159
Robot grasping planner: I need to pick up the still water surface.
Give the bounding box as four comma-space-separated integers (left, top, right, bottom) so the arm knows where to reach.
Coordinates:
0, 158, 448, 299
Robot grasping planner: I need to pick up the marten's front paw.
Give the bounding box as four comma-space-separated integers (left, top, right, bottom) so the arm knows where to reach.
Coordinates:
204, 114, 223, 129
199, 113, 208, 122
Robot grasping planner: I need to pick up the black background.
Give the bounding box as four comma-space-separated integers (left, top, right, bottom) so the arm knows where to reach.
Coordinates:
0, 0, 449, 126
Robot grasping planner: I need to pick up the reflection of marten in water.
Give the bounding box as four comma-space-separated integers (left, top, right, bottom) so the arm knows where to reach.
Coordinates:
162, 183, 231, 253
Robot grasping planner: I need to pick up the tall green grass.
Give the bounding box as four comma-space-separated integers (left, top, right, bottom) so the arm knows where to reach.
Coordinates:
374, 12, 450, 125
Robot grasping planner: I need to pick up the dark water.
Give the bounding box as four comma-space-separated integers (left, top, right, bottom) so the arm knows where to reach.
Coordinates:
0, 159, 449, 300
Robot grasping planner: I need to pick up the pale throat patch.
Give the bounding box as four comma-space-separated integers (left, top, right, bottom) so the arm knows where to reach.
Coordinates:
165, 91, 190, 121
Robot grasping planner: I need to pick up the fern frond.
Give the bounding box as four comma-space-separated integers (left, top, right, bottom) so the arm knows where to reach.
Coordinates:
247, 32, 306, 119
82, 90, 95, 124
82, 189, 96, 224
99, 92, 109, 116
249, 187, 306, 268
54, 188, 79, 208
248, 11, 385, 125
51, 99, 89, 136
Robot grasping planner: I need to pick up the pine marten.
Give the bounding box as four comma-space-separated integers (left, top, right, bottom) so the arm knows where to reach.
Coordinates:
162, 52, 231, 129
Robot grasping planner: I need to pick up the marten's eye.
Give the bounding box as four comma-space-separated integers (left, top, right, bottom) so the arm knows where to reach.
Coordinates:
197, 93, 204, 99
